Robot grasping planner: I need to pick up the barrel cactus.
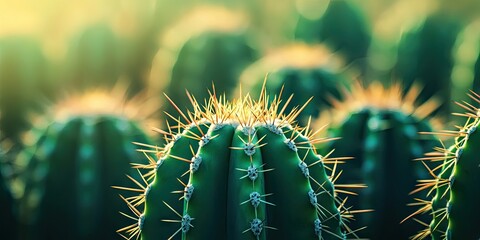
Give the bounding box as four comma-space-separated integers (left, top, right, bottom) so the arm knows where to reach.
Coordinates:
116, 85, 362, 239
14, 87, 158, 239
240, 44, 346, 126
323, 82, 440, 240
408, 91, 480, 240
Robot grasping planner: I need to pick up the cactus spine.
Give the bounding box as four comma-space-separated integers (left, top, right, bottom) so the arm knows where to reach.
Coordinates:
15, 88, 157, 239
324, 82, 440, 240
410, 91, 480, 240
117, 86, 360, 239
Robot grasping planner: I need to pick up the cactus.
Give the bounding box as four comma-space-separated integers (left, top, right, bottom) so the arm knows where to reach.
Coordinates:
14, 88, 157, 240
116, 85, 362, 240
63, 23, 125, 91
240, 44, 346, 126
159, 6, 257, 124
324, 82, 440, 240
395, 12, 463, 116
0, 157, 17, 239
295, 0, 371, 71
0, 36, 54, 141
409, 91, 480, 240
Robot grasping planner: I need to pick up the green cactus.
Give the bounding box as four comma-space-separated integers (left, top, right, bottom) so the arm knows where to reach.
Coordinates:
64, 23, 128, 91
409, 91, 480, 240
240, 44, 346, 126
295, 0, 371, 71
395, 12, 463, 116
0, 158, 17, 239
15, 89, 156, 240
117, 86, 361, 240
163, 30, 257, 120
325, 82, 439, 240
0, 36, 53, 141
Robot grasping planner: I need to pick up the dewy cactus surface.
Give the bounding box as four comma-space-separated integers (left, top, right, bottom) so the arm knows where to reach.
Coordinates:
408, 91, 480, 240
116, 85, 362, 240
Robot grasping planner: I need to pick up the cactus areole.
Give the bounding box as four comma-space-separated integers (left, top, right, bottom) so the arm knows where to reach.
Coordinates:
117, 85, 359, 240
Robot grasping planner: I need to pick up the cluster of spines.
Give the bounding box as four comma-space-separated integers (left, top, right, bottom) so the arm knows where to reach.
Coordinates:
407, 90, 480, 240
115, 86, 365, 240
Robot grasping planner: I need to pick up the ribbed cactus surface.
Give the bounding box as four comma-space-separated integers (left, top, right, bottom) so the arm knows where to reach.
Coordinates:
118, 87, 359, 240
325, 82, 439, 240
15, 90, 156, 240
410, 91, 480, 240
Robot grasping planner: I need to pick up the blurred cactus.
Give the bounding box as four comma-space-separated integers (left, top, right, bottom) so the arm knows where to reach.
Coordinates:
409, 91, 480, 240
117, 85, 361, 240
240, 44, 346, 126
323, 82, 440, 240
14, 87, 158, 239
395, 12, 463, 116
0, 36, 54, 141
451, 19, 480, 110
158, 6, 257, 124
63, 24, 125, 90
295, 0, 371, 72
0, 157, 17, 239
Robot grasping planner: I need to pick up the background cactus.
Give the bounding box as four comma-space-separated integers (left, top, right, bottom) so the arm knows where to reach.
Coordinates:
295, 0, 371, 73
323, 82, 440, 240
240, 44, 346, 126
13, 88, 157, 240
158, 6, 258, 124
395, 11, 464, 116
0, 36, 54, 142
409, 91, 480, 240
117, 86, 362, 240
0, 157, 17, 239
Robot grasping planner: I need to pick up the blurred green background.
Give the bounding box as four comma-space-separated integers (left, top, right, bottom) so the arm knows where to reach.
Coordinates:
0, 0, 479, 239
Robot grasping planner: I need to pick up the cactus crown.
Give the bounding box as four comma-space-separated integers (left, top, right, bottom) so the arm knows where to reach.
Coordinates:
116, 84, 362, 240
326, 81, 441, 123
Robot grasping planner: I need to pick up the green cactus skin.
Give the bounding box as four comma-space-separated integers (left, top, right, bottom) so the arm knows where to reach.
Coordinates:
395, 13, 463, 116
330, 108, 436, 240
325, 83, 439, 240
0, 161, 17, 239
295, 0, 371, 69
411, 92, 480, 240
164, 31, 257, 119
0, 36, 53, 141
17, 115, 152, 240
118, 91, 358, 240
